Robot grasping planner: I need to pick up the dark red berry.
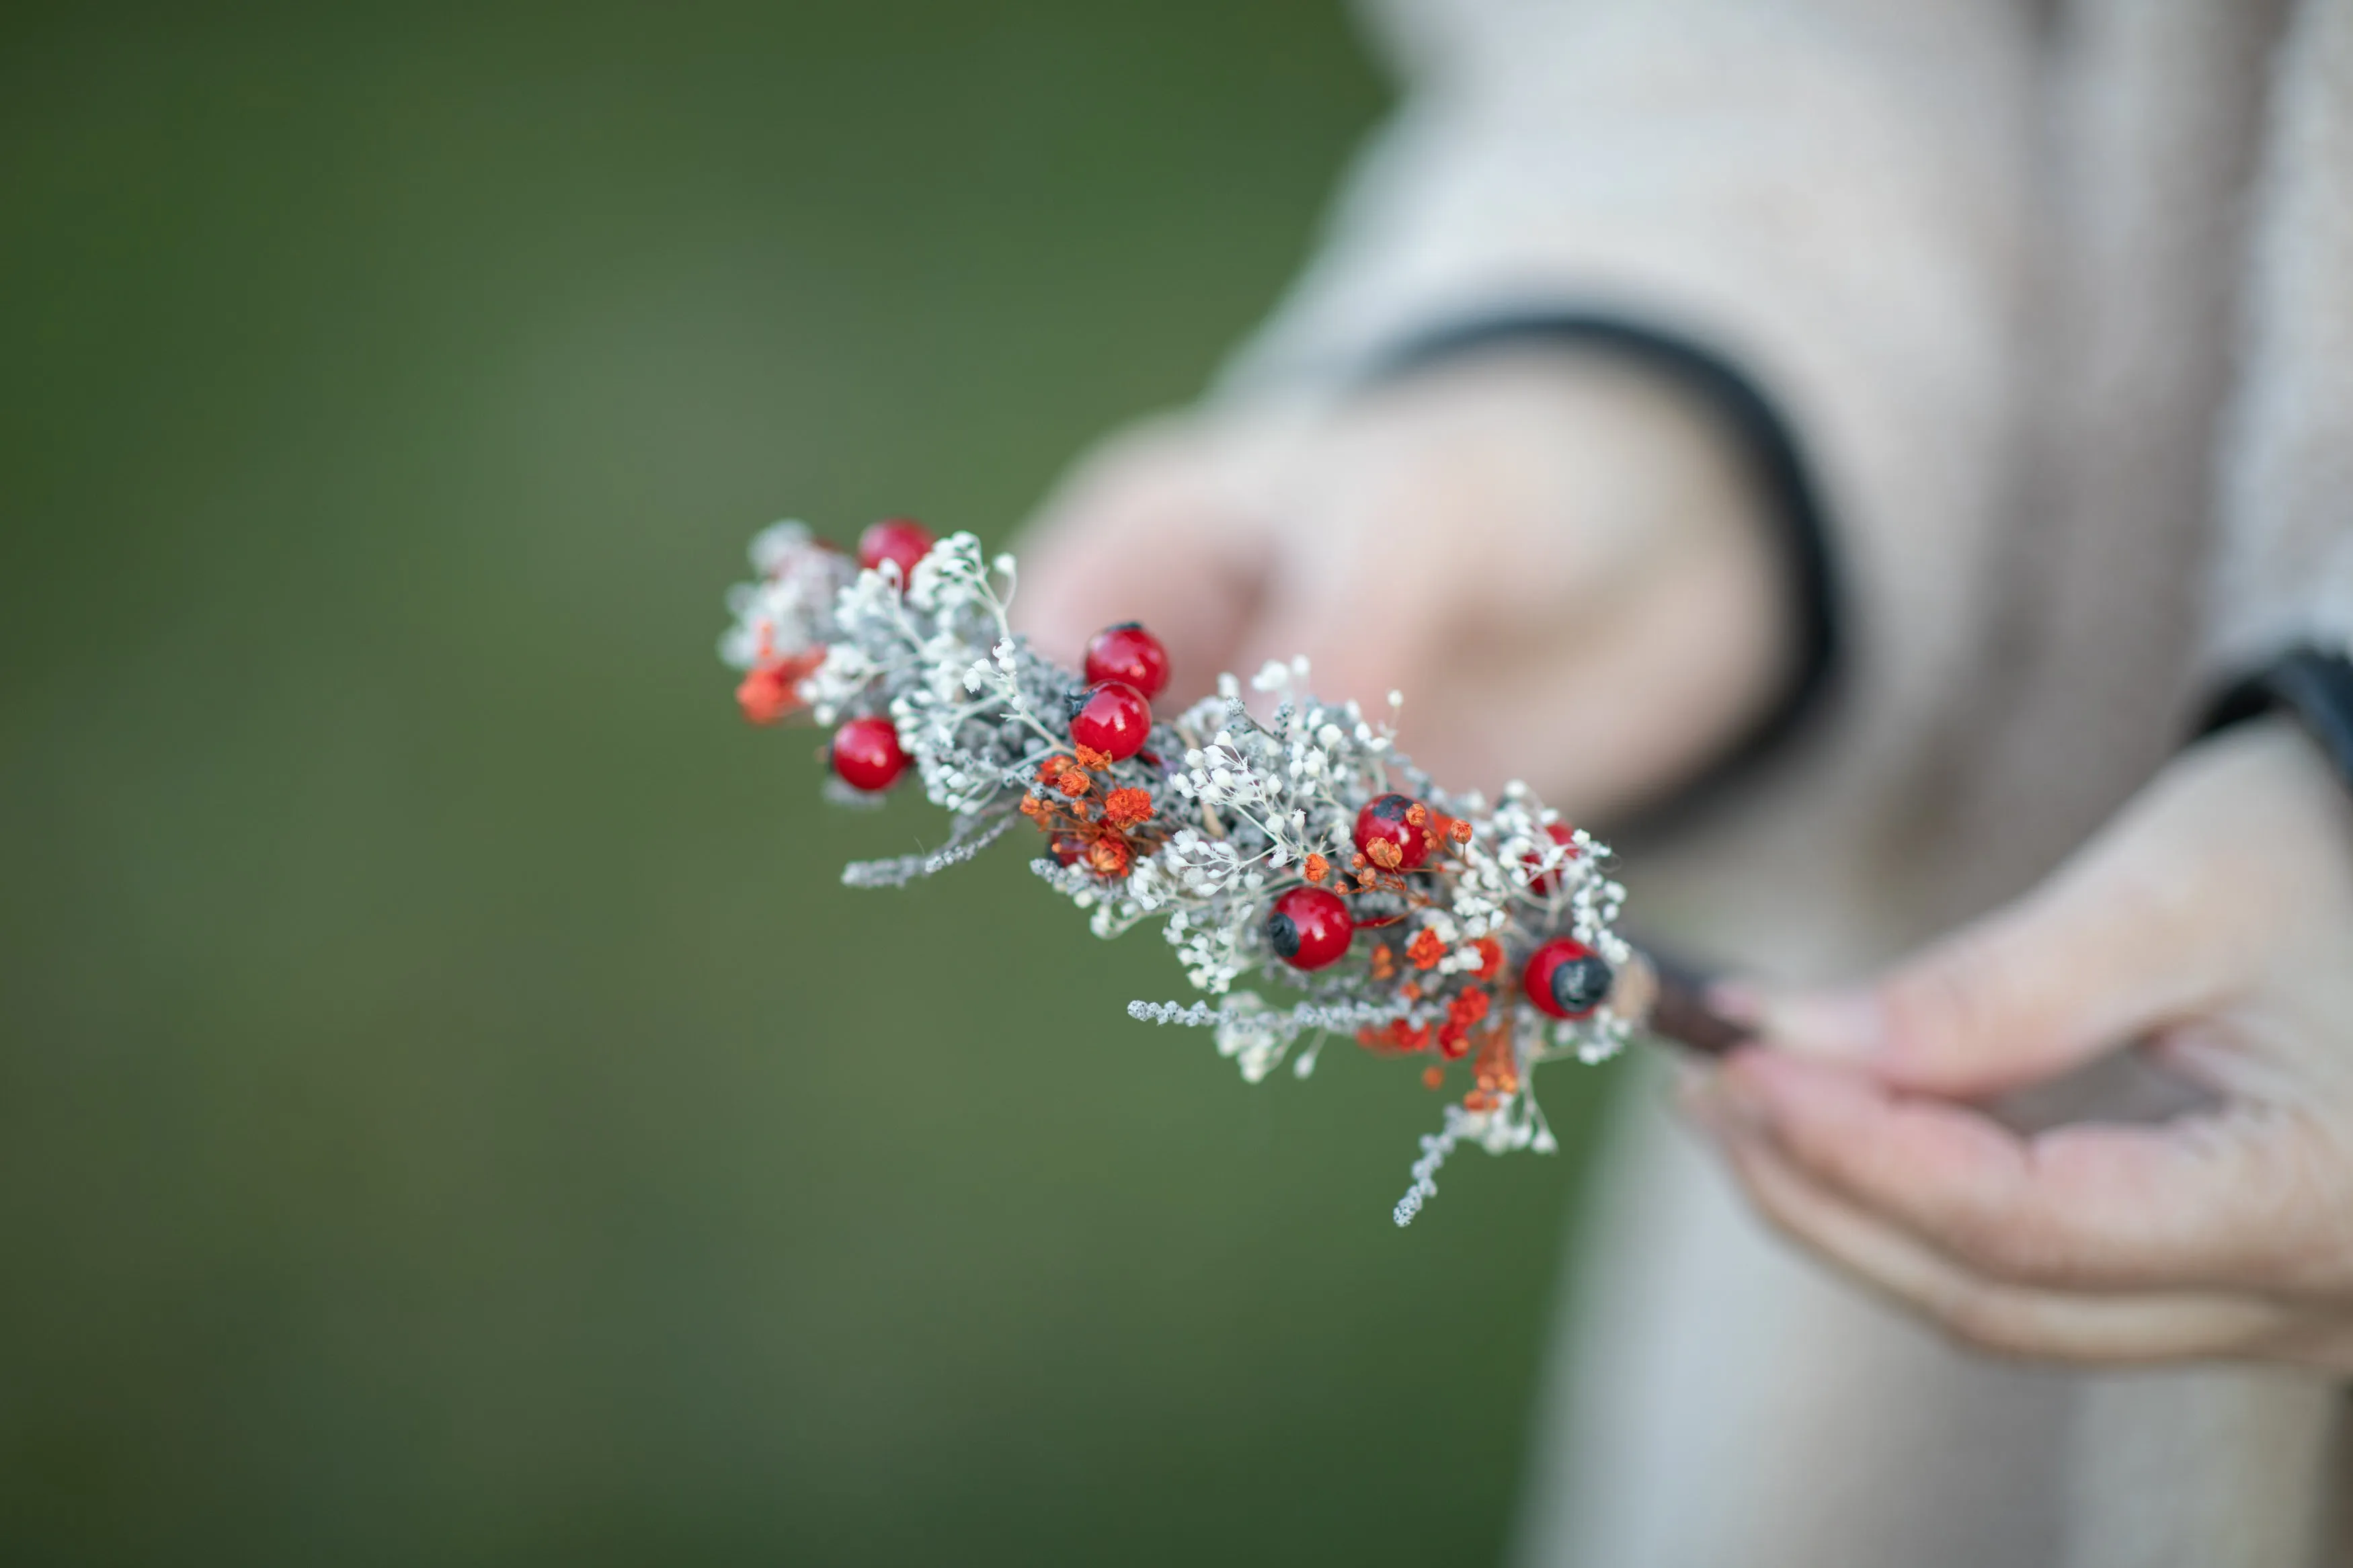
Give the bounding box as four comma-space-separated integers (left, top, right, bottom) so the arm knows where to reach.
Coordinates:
1353, 792, 1430, 870
856, 518, 934, 582
1069, 680, 1151, 761
1084, 622, 1170, 700
1520, 823, 1580, 895
1267, 886, 1353, 971
830, 715, 908, 792
1523, 938, 1613, 1020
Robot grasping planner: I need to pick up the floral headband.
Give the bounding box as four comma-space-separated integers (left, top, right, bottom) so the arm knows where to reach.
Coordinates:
722, 518, 1736, 1223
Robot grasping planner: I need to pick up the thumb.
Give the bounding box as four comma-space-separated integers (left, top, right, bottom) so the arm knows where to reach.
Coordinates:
1758, 832, 2219, 1099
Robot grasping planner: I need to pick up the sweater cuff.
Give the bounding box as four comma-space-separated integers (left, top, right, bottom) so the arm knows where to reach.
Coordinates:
1371, 313, 1841, 800
2201, 646, 2353, 793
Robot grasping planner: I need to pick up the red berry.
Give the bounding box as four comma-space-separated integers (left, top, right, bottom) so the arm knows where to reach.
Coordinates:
1353, 793, 1430, 870
1523, 938, 1613, 1020
1520, 823, 1580, 894
1084, 622, 1170, 700
1069, 680, 1151, 761
856, 518, 934, 582
1267, 886, 1353, 971
830, 715, 908, 792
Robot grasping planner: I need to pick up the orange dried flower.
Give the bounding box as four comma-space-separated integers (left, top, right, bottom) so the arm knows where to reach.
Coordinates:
1039, 755, 1073, 782
1404, 802, 1429, 828
1406, 929, 1445, 971
1467, 1024, 1519, 1094
1447, 817, 1473, 844
1073, 744, 1113, 772
1019, 793, 1050, 822
1472, 937, 1504, 981
733, 650, 822, 725
1448, 988, 1490, 1027
1103, 788, 1153, 829
734, 667, 795, 725
1367, 839, 1403, 871
1088, 836, 1131, 878
1303, 852, 1330, 884
1421, 1065, 1445, 1090
1056, 768, 1090, 798
1462, 1089, 1497, 1113
1357, 1018, 1430, 1056
1369, 942, 1396, 981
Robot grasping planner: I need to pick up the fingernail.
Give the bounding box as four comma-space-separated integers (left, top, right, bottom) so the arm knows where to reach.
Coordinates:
1758, 988, 1886, 1061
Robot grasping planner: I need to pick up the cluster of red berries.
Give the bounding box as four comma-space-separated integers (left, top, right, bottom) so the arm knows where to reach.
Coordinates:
1004, 622, 1176, 878
1067, 621, 1167, 761
1265, 800, 1607, 1022
820, 520, 937, 791
730, 516, 926, 782
828, 526, 1177, 797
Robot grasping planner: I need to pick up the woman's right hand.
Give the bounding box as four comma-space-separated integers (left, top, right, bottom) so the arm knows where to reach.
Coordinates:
1010, 349, 1797, 823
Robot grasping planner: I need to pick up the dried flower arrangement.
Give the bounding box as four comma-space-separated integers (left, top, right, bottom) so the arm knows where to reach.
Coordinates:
722, 518, 1704, 1225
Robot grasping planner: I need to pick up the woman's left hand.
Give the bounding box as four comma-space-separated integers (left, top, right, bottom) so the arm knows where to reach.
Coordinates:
1686, 718, 2353, 1369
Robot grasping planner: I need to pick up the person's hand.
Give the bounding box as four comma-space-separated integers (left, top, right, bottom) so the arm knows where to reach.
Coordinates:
1687, 719, 2353, 1369
1010, 351, 1796, 821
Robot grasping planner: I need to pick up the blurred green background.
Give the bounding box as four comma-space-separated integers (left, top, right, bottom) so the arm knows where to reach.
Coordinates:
1, 4, 1626, 1561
